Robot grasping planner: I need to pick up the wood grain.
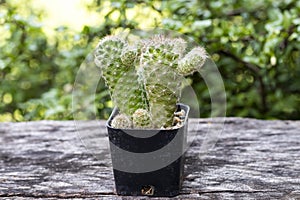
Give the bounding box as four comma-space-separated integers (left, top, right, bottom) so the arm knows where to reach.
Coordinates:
0, 118, 300, 199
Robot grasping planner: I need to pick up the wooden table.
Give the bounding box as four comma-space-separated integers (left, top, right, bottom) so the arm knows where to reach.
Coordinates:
1, 118, 300, 199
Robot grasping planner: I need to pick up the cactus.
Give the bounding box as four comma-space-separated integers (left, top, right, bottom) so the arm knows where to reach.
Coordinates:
94, 36, 148, 117
132, 109, 151, 128
111, 114, 132, 129
139, 35, 187, 128
120, 45, 139, 67
177, 47, 208, 76
94, 34, 207, 129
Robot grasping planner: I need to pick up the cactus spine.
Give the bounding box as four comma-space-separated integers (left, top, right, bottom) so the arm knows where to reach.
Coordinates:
94, 34, 207, 129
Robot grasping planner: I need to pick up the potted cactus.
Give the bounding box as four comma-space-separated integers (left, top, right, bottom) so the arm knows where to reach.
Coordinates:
94, 33, 207, 197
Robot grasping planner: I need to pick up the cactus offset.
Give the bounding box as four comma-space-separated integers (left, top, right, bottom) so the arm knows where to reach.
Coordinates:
132, 108, 151, 128
121, 45, 139, 67
111, 114, 132, 129
177, 47, 208, 76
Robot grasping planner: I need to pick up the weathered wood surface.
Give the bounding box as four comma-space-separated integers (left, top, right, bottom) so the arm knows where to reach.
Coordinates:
0, 118, 300, 199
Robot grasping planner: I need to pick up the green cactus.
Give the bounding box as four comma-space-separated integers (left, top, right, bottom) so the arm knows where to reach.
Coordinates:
94, 36, 125, 92
94, 36, 148, 117
177, 47, 208, 76
139, 35, 187, 128
120, 45, 138, 67
94, 34, 208, 129
111, 114, 132, 129
132, 108, 151, 128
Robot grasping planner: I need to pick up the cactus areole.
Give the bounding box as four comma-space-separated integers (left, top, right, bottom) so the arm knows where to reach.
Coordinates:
94, 33, 207, 197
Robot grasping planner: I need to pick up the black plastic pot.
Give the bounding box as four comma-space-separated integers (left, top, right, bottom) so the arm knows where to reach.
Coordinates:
106, 103, 189, 197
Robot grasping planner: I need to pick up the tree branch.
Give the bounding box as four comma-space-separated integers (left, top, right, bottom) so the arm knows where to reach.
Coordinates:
218, 50, 268, 113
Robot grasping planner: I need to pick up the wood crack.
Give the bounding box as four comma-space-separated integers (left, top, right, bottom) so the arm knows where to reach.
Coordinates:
0, 192, 116, 199
199, 190, 275, 194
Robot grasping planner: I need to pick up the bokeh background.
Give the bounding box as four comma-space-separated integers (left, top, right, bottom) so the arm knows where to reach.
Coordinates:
0, 0, 299, 122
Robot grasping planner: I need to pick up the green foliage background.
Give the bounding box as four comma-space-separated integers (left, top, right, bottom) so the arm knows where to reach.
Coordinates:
0, 0, 299, 121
